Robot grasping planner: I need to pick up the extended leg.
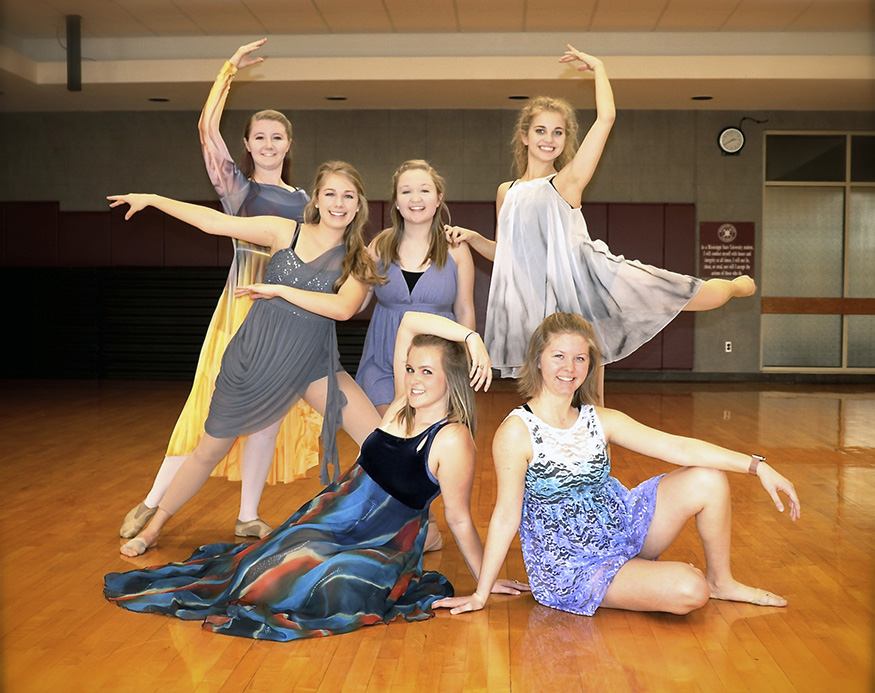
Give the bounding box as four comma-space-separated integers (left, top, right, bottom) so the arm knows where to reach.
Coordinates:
120, 434, 235, 556
684, 276, 756, 311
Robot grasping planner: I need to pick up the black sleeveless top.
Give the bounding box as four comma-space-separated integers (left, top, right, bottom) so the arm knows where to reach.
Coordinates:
358, 419, 448, 510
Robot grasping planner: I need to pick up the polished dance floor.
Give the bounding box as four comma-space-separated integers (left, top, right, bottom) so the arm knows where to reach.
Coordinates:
1, 379, 872, 692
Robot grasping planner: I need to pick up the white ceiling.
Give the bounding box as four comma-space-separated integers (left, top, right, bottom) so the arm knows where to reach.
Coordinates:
1, 0, 873, 112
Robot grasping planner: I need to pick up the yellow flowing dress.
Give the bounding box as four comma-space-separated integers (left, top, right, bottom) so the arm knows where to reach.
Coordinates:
164, 61, 322, 483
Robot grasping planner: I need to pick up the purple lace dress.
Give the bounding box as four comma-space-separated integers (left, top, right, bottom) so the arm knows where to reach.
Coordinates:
512, 405, 663, 615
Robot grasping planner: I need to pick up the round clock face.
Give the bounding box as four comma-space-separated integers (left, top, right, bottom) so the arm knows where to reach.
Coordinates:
719, 127, 744, 154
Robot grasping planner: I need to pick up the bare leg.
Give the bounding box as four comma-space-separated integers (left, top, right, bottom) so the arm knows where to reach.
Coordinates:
601, 467, 786, 613
684, 276, 756, 312
302, 372, 381, 447
119, 455, 188, 537
238, 419, 283, 522
143, 455, 188, 508
120, 433, 235, 556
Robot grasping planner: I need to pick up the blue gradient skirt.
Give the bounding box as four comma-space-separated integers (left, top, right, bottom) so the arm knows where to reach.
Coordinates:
105, 464, 453, 641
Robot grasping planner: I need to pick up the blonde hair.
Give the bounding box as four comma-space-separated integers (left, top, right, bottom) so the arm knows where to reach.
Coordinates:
393, 334, 477, 437
302, 161, 386, 291
517, 313, 601, 408
373, 160, 451, 270
511, 96, 580, 178
241, 110, 293, 181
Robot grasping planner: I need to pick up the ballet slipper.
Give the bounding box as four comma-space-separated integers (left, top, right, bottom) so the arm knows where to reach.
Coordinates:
235, 518, 273, 539
120, 502, 157, 538
120, 537, 154, 557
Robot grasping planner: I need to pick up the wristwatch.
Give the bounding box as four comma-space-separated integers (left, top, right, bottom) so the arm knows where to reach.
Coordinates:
749, 454, 766, 475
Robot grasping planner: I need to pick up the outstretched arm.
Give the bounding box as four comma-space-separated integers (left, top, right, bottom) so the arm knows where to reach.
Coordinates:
235, 273, 371, 322
552, 46, 616, 206
107, 193, 292, 249
199, 39, 269, 198
446, 224, 496, 262
392, 312, 492, 401
433, 414, 532, 614
597, 407, 801, 521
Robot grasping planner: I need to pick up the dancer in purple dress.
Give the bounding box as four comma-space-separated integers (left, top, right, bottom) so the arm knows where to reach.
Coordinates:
436, 313, 800, 617
357, 160, 475, 415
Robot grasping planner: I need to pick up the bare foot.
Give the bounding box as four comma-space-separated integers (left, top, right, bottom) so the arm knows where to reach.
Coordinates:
120, 533, 157, 557
732, 275, 756, 297
709, 579, 787, 607
424, 520, 443, 553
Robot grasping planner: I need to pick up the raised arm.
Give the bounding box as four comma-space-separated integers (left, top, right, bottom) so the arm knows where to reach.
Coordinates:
392, 312, 491, 401
107, 194, 293, 249
433, 414, 532, 614
552, 46, 616, 207
597, 407, 801, 521
199, 39, 267, 198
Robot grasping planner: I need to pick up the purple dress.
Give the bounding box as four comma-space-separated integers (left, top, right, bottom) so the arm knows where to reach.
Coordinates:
512, 404, 663, 615
356, 257, 458, 406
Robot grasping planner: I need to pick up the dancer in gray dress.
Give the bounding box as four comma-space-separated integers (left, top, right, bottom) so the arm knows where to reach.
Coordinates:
120, 38, 318, 544
448, 46, 756, 380
109, 161, 387, 557
436, 313, 801, 618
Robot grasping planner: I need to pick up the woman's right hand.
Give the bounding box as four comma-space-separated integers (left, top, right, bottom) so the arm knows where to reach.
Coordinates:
107, 194, 151, 220
445, 225, 480, 248
433, 592, 487, 615
229, 38, 267, 70
559, 44, 603, 73
465, 333, 492, 392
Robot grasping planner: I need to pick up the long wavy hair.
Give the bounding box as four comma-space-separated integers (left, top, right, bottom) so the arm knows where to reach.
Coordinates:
517, 312, 601, 408
241, 109, 293, 182
373, 160, 452, 270
394, 334, 476, 437
511, 96, 581, 178
302, 161, 385, 290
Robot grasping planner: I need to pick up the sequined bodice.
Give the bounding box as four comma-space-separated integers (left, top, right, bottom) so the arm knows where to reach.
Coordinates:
260, 242, 344, 319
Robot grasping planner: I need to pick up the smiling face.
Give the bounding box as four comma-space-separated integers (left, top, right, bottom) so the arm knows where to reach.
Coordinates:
538, 332, 592, 399
522, 109, 568, 167
315, 172, 360, 230
404, 345, 449, 413
244, 118, 291, 172
395, 168, 442, 226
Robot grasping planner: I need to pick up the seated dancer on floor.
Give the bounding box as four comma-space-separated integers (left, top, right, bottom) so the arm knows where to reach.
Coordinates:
105, 312, 528, 641
435, 312, 800, 618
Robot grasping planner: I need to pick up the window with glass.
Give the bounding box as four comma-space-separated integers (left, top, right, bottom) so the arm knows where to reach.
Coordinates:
762, 133, 875, 371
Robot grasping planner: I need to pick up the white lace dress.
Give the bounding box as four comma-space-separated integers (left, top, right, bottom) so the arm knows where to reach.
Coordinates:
512, 404, 663, 616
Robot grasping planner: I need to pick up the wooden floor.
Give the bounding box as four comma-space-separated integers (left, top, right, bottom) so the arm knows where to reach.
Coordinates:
1, 379, 873, 692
